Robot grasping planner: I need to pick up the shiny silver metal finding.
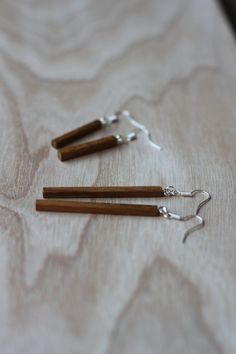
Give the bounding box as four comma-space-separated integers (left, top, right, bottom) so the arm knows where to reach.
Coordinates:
99, 114, 119, 126
160, 186, 211, 243
114, 110, 162, 150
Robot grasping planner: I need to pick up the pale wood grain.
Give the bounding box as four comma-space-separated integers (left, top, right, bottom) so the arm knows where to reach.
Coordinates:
0, 0, 236, 353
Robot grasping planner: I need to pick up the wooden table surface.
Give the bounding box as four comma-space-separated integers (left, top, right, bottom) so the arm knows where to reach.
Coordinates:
0, 0, 236, 353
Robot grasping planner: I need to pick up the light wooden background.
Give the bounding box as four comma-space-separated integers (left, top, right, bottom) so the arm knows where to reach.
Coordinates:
0, 0, 236, 353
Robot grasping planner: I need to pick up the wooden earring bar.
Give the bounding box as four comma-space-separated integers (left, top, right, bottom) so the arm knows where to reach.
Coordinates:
43, 186, 165, 198
58, 135, 120, 161
36, 200, 160, 217
51, 119, 103, 149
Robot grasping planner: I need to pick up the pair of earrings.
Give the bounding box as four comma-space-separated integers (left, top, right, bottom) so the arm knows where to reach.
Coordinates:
51, 110, 161, 161
36, 185, 211, 243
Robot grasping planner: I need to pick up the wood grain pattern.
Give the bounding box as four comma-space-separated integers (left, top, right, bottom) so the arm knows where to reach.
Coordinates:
0, 0, 236, 353
43, 186, 165, 198
58, 135, 119, 161
36, 200, 160, 216
51, 119, 103, 149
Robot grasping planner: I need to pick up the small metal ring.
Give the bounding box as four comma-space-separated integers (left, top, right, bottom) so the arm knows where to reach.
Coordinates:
159, 206, 170, 218
163, 186, 179, 197
114, 134, 124, 145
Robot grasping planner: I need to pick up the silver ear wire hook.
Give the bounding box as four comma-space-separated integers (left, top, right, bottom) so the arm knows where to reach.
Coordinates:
159, 207, 205, 244
190, 190, 211, 214
182, 215, 204, 243
115, 110, 162, 150
182, 189, 211, 243
160, 187, 211, 243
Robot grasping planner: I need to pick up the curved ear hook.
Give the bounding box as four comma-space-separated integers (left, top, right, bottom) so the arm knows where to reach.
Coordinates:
181, 214, 204, 243
159, 189, 211, 243
159, 209, 205, 244
181, 189, 211, 243
190, 190, 211, 214
116, 110, 162, 150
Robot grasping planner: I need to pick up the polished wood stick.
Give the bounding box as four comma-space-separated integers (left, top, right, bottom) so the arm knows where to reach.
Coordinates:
58, 135, 119, 161
52, 119, 102, 149
43, 186, 164, 198
36, 200, 160, 216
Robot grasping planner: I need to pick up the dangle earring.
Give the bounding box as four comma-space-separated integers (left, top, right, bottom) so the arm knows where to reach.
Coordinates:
53, 110, 161, 161
36, 186, 211, 243
51, 112, 119, 149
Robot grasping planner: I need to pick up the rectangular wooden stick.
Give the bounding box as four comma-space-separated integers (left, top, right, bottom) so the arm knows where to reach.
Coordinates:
58, 135, 119, 161
43, 186, 165, 198
36, 200, 160, 216
51, 119, 103, 149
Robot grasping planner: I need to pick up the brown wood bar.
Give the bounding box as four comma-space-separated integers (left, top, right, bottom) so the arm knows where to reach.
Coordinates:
36, 200, 160, 216
58, 135, 119, 161
51, 119, 103, 149
43, 186, 165, 198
